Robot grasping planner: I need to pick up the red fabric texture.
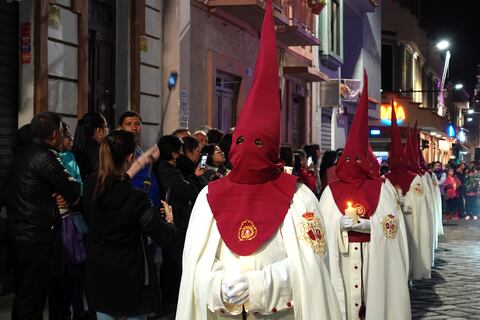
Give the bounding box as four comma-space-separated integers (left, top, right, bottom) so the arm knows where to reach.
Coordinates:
385, 103, 416, 195
412, 122, 426, 175
329, 71, 382, 243
206, 0, 297, 256
298, 168, 317, 192
405, 124, 421, 175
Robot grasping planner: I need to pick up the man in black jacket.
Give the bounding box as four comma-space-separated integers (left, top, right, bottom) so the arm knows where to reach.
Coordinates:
6, 112, 81, 320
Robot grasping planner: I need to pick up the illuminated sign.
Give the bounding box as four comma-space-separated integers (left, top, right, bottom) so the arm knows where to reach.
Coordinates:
380, 101, 406, 125
458, 131, 466, 142
448, 124, 455, 137
370, 129, 381, 136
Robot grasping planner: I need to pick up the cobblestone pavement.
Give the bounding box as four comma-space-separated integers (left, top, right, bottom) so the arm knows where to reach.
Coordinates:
410, 219, 480, 320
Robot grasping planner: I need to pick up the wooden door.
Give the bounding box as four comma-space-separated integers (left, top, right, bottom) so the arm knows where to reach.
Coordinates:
88, 0, 115, 127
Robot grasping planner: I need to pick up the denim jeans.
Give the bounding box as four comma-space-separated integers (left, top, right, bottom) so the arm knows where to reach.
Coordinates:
96, 312, 146, 320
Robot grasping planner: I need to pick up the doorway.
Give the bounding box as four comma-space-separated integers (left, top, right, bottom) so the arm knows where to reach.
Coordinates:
88, 0, 116, 127
215, 71, 240, 133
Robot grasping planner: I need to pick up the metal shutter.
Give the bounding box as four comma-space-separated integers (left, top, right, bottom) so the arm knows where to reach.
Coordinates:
0, 2, 19, 194
321, 108, 332, 152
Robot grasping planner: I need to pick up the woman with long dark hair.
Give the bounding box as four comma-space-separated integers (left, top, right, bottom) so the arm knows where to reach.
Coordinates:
73, 112, 109, 181
83, 130, 177, 320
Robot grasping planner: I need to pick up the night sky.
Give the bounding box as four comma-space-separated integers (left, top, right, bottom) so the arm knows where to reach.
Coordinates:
419, 0, 479, 96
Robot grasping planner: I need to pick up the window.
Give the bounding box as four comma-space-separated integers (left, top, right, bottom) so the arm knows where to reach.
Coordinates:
330, 0, 341, 56
403, 50, 412, 96
381, 44, 394, 92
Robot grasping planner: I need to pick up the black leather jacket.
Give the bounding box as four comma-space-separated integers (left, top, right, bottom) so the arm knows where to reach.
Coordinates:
6, 138, 81, 243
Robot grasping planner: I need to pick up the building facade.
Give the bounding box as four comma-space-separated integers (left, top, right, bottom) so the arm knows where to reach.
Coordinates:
374, 0, 457, 163
314, 0, 382, 153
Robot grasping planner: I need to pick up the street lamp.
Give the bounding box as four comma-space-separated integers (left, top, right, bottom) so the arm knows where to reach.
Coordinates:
436, 40, 450, 51
437, 40, 451, 116
454, 83, 464, 90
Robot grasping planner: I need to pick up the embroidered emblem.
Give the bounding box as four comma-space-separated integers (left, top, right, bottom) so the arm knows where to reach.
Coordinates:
432, 179, 437, 187
354, 203, 366, 217
382, 214, 398, 240
413, 183, 424, 196
238, 220, 257, 241
298, 212, 326, 256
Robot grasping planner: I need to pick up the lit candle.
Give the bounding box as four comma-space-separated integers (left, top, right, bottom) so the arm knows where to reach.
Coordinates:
345, 201, 359, 224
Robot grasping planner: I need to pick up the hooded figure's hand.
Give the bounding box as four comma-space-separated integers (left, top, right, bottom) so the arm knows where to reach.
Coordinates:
221, 274, 249, 305
351, 218, 371, 233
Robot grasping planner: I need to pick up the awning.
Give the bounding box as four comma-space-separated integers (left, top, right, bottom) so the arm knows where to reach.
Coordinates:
283, 66, 329, 82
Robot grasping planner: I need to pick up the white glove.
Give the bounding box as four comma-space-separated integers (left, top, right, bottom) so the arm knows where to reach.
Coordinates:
340, 216, 354, 231
351, 218, 371, 233
221, 274, 249, 305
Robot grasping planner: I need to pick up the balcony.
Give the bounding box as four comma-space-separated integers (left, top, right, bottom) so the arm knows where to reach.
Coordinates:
205, 0, 289, 31
276, 0, 320, 46
204, 0, 320, 46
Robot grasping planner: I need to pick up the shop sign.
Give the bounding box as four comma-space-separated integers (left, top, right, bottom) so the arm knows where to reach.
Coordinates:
439, 140, 450, 151
380, 101, 406, 125
20, 22, 31, 64
447, 124, 455, 137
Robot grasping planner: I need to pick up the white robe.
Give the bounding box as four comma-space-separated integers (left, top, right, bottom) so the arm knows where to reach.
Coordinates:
430, 174, 444, 236
402, 176, 433, 280
319, 184, 411, 320
420, 174, 437, 265
176, 184, 342, 320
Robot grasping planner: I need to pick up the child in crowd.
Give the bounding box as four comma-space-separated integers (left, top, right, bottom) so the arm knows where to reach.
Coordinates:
464, 168, 479, 220
444, 166, 462, 220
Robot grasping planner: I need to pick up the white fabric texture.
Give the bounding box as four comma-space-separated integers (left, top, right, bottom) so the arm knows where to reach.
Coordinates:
319, 184, 411, 320
402, 175, 433, 280
421, 174, 437, 265
176, 184, 342, 320
430, 174, 444, 236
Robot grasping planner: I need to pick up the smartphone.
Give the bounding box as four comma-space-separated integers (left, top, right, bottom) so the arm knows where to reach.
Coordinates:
200, 154, 208, 169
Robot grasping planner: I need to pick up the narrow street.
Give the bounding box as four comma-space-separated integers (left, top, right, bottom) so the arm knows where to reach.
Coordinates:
411, 220, 480, 319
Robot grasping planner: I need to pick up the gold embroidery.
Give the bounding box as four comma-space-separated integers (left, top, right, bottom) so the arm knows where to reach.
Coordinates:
238, 220, 257, 241
382, 214, 398, 240
413, 183, 424, 196
298, 212, 326, 256
354, 203, 366, 217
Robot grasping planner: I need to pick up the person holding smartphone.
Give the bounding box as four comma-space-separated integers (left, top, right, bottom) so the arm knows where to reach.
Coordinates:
198, 144, 230, 189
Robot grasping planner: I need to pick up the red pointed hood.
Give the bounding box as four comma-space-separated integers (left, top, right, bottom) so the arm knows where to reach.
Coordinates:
406, 122, 424, 175
405, 123, 419, 174
227, 0, 282, 185
386, 103, 416, 195
207, 0, 297, 256
419, 147, 428, 170
334, 71, 372, 182
330, 71, 382, 231
367, 145, 382, 179
412, 122, 426, 174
